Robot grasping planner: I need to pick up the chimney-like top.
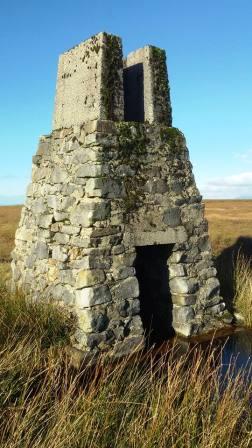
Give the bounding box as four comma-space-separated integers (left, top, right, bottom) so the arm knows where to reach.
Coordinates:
53, 32, 172, 130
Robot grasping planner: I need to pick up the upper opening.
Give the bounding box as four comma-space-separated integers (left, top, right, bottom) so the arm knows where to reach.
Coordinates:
123, 63, 144, 122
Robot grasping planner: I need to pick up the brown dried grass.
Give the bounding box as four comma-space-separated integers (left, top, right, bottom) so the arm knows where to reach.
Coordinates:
0, 205, 21, 262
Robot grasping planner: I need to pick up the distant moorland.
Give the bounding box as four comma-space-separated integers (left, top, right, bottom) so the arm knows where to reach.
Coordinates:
1, 200, 252, 263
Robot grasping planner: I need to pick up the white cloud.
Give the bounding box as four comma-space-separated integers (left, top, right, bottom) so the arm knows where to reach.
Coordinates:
209, 171, 252, 187
233, 149, 252, 162
200, 171, 252, 199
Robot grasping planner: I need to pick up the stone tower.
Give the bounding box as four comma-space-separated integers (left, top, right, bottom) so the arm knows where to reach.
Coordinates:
12, 32, 229, 357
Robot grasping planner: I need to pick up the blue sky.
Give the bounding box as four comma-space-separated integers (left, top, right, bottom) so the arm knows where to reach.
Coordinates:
1, 0, 252, 204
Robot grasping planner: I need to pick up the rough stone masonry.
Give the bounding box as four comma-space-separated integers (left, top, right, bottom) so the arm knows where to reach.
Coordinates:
12, 32, 232, 358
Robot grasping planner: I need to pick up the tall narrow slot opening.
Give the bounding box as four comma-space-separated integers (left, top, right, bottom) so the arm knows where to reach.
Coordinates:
123, 63, 144, 122
134, 244, 175, 344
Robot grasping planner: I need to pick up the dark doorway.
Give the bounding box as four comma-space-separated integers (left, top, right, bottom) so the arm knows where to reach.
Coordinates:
123, 63, 144, 122
134, 244, 175, 345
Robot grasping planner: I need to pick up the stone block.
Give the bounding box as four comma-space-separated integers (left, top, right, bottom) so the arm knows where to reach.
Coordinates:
112, 336, 144, 358
126, 227, 187, 247
69, 258, 90, 270
173, 322, 193, 337
36, 140, 50, 156
128, 298, 141, 316
54, 233, 70, 244
52, 246, 68, 262
112, 251, 136, 268
202, 278, 220, 300
170, 277, 198, 294
173, 305, 195, 324
78, 308, 108, 333
59, 269, 75, 285
33, 242, 48, 260
144, 179, 168, 194
84, 119, 116, 135
50, 167, 68, 183
199, 267, 217, 281
31, 198, 46, 215
169, 251, 184, 263
181, 204, 203, 225
70, 201, 110, 227
205, 302, 225, 315
47, 195, 59, 210
71, 148, 98, 165
53, 211, 68, 222
86, 177, 125, 198
221, 310, 233, 324
61, 225, 80, 235
113, 266, 135, 281
198, 234, 211, 252
32, 167, 50, 182
163, 207, 181, 227
76, 285, 111, 309
172, 294, 197, 306
48, 264, 59, 282
76, 269, 106, 288
77, 164, 108, 178
15, 227, 34, 242
112, 277, 139, 300
38, 214, 53, 229
126, 315, 144, 336
169, 264, 185, 278
112, 244, 125, 255
78, 309, 94, 333
87, 252, 112, 270
52, 284, 75, 305
71, 236, 90, 248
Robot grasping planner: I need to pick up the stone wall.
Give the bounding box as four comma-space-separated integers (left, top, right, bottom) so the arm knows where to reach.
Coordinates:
12, 33, 231, 358
53, 33, 124, 129
124, 46, 172, 124
12, 120, 230, 357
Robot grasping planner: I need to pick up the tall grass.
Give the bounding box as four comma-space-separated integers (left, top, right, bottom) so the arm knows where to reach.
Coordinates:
0, 278, 251, 447
234, 253, 252, 327
0, 205, 21, 262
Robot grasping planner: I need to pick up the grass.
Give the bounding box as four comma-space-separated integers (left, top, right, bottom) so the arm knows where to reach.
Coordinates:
0, 276, 251, 447
0, 202, 251, 446
204, 200, 252, 325
0, 205, 21, 263
0, 205, 21, 286
204, 199, 252, 254
234, 254, 252, 327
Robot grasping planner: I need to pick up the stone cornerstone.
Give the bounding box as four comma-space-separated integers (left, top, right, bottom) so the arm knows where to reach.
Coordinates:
11, 32, 231, 358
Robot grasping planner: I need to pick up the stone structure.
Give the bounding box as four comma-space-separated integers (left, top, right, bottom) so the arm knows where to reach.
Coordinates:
12, 32, 230, 358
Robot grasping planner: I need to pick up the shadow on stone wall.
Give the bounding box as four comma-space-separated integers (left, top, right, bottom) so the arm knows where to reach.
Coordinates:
215, 236, 252, 313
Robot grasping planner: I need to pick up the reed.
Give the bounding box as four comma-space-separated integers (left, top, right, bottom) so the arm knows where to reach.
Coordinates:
0, 280, 251, 447
234, 253, 252, 327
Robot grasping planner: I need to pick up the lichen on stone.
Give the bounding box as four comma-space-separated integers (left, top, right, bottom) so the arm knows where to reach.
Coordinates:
160, 126, 185, 155
115, 122, 150, 216
101, 34, 122, 120
150, 46, 172, 125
